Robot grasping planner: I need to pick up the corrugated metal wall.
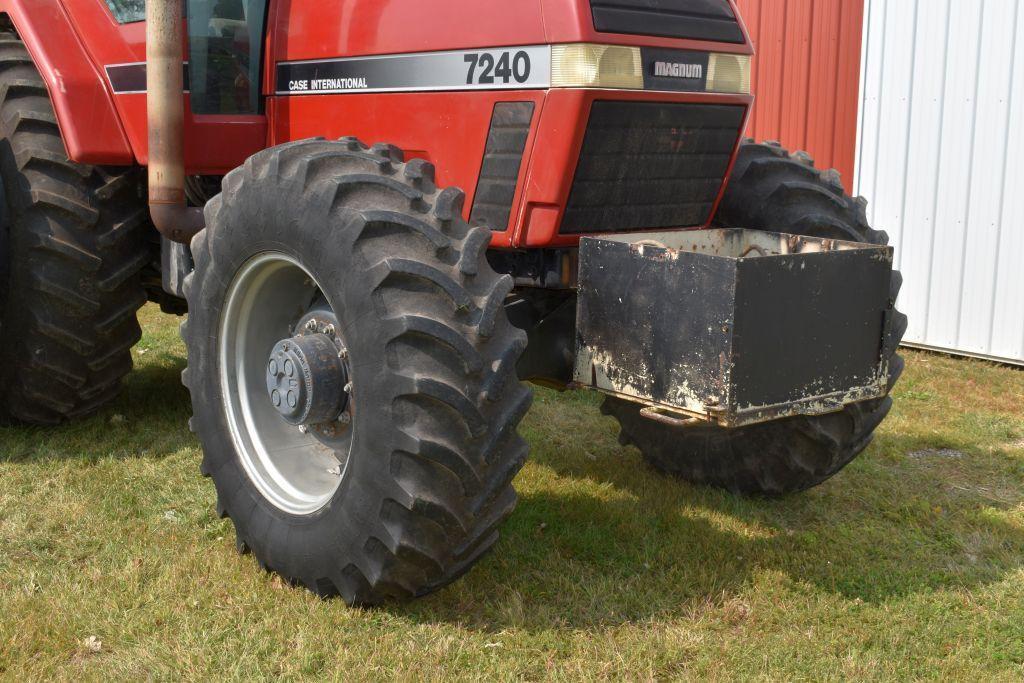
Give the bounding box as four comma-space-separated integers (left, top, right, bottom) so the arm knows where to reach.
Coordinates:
856, 0, 1024, 365
735, 0, 866, 188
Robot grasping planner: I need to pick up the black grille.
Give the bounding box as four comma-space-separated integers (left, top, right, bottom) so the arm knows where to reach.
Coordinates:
470, 102, 535, 232
560, 102, 745, 234
590, 0, 745, 44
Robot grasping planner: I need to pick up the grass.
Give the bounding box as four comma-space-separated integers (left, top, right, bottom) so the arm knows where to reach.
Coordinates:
1, 304, 1022, 680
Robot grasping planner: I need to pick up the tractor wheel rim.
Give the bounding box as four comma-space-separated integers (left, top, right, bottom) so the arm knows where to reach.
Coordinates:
219, 251, 351, 515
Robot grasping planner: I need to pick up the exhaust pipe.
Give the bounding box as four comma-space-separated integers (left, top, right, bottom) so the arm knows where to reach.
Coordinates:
146, 0, 204, 244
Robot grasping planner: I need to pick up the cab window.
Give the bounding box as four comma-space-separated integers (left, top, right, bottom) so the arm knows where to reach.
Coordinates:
105, 0, 145, 24
187, 0, 268, 115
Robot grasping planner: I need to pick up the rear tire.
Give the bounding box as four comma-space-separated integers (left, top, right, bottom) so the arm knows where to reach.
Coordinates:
182, 138, 532, 604
603, 141, 907, 496
0, 30, 148, 424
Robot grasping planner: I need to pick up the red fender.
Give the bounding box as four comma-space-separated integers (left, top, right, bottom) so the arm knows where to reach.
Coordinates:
1, 0, 133, 165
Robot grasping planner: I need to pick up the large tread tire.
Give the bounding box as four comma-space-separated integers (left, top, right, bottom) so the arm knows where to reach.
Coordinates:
0, 30, 148, 425
182, 138, 532, 604
603, 140, 907, 496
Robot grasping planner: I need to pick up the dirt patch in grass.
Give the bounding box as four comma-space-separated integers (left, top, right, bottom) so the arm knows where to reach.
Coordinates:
909, 448, 967, 459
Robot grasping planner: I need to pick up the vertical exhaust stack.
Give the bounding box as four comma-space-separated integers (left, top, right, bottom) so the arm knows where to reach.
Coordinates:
147, 0, 204, 244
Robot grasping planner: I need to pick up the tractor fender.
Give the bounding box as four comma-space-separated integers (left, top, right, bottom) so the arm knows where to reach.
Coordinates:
0, 0, 133, 165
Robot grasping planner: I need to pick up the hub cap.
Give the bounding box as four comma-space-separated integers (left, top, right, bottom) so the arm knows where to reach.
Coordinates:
219, 252, 353, 515
266, 333, 349, 426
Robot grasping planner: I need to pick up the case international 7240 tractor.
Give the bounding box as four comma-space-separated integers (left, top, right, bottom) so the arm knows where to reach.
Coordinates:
0, 0, 906, 604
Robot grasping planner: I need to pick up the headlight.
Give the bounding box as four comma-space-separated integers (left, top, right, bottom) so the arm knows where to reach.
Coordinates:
550, 44, 751, 95
551, 44, 643, 89
707, 54, 751, 94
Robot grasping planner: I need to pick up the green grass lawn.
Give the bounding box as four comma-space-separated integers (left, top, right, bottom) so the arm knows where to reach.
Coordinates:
1, 305, 1022, 680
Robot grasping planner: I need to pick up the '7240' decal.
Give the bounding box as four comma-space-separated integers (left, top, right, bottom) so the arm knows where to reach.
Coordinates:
464, 50, 533, 85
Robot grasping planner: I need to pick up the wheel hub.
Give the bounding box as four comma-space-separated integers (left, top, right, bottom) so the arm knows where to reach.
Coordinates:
220, 252, 354, 515
266, 332, 349, 426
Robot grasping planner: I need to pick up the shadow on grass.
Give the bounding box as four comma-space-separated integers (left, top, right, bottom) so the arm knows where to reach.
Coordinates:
399, 391, 1024, 630
0, 356, 194, 463
3, 361, 1021, 631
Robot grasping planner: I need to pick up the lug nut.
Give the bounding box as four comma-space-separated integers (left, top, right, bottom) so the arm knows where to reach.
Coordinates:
305, 319, 318, 332
338, 412, 351, 424
338, 347, 348, 359
343, 382, 353, 394
298, 425, 308, 434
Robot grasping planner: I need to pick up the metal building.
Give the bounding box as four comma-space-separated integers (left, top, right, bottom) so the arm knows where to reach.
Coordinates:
738, 0, 1024, 365
856, 0, 1023, 365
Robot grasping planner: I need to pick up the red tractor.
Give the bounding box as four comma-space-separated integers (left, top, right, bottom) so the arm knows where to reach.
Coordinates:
0, 0, 905, 603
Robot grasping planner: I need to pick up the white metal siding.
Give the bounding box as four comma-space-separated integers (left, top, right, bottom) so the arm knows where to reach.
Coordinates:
856, 0, 1024, 365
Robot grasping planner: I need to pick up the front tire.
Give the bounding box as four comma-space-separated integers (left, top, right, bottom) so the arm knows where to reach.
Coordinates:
182, 138, 532, 604
603, 141, 907, 496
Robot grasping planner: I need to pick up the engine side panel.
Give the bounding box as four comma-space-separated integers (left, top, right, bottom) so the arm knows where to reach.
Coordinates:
268, 89, 545, 248
268, 0, 752, 63
269, 0, 547, 62
268, 0, 753, 248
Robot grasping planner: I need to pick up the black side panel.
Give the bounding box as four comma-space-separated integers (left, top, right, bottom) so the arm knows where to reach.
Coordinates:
561, 101, 745, 234
576, 238, 737, 410
106, 63, 191, 94
730, 250, 891, 410
590, 0, 745, 44
470, 102, 535, 232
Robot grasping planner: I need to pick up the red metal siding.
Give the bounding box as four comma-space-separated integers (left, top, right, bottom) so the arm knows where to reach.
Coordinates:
735, 0, 865, 189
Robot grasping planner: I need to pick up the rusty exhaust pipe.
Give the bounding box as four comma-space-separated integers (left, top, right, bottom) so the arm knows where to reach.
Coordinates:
147, 0, 204, 244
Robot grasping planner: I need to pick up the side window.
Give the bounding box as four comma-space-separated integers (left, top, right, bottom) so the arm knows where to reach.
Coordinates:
105, 0, 146, 24
187, 0, 268, 115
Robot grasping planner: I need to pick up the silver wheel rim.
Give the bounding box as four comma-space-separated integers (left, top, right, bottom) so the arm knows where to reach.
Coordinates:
219, 252, 351, 515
